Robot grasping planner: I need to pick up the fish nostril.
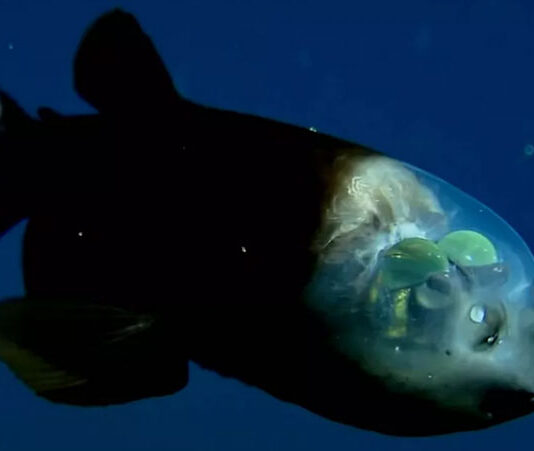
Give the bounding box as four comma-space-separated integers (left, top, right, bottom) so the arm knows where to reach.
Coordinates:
480, 389, 534, 421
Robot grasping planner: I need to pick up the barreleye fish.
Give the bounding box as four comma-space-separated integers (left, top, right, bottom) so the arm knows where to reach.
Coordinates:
0, 9, 533, 437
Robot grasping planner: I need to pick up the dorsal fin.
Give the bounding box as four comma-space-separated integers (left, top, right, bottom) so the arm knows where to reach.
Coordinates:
73, 9, 180, 116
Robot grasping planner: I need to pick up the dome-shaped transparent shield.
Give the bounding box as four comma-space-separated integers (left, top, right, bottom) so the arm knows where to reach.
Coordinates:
305, 154, 534, 414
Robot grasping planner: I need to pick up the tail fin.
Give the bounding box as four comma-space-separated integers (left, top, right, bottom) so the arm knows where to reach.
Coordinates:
73, 9, 181, 116
0, 11, 190, 404
0, 92, 36, 237
0, 91, 33, 134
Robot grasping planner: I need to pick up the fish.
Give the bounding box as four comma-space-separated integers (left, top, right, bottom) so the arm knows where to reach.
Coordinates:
0, 9, 533, 437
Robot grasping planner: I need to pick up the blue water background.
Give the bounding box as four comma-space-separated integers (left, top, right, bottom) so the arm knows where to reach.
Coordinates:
0, 0, 533, 449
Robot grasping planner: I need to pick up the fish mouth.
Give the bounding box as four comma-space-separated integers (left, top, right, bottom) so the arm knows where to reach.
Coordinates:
479, 388, 534, 422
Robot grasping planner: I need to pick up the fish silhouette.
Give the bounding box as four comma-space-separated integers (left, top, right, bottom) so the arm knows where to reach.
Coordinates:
0, 9, 533, 436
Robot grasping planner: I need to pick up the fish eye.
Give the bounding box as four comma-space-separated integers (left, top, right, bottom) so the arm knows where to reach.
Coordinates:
438, 230, 498, 267
379, 230, 500, 293
437, 231, 509, 291
380, 237, 448, 290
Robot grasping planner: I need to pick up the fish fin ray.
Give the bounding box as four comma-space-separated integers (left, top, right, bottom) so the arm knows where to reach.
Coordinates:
0, 297, 188, 405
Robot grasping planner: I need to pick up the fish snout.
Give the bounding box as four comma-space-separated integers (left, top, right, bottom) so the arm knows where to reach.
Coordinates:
480, 388, 534, 422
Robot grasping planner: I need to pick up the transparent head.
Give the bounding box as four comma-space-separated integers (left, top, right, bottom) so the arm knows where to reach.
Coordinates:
306, 154, 534, 432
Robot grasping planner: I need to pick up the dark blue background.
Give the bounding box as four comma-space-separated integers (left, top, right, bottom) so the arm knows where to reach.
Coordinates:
0, 0, 533, 449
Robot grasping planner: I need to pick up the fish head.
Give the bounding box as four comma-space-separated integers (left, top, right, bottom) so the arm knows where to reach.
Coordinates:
305, 153, 534, 435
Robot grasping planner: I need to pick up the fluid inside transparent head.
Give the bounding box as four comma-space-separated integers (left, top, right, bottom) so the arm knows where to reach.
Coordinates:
306, 160, 534, 394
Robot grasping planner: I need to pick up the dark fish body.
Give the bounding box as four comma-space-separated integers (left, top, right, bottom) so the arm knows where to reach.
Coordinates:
1, 10, 533, 436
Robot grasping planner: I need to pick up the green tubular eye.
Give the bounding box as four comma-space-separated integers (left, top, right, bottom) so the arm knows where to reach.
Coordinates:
438, 230, 497, 267
381, 238, 449, 290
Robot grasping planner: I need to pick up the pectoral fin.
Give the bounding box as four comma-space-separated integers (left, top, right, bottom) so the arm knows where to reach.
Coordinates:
0, 298, 187, 405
